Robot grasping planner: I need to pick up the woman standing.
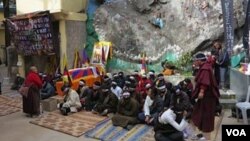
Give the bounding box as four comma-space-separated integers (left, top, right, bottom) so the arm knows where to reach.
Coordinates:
23, 66, 42, 117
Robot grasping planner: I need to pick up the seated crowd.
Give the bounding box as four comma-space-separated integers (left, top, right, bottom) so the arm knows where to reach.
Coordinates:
56, 70, 196, 141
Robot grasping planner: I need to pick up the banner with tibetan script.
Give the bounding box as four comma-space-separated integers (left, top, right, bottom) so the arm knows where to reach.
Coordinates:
6, 11, 56, 56
221, 0, 234, 54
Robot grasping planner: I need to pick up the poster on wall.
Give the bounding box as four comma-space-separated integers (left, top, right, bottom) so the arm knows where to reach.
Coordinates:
6, 11, 56, 56
91, 41, 112, 64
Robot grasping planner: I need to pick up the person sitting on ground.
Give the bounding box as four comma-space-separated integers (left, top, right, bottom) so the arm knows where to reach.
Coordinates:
136, 74, 152, 100
92, 84, 119, 116
57, 85, 81, 116
110, 81, 123, 100
138, 85, 164, 125
85, 81, 102, 111
170, 86, 193, 119
40, 75, 55, 100
154, 104, 189, 141
112, 91, 140, 130
76, 79, 91, 108
178, 78, 194, 105
11, 74, 25, 90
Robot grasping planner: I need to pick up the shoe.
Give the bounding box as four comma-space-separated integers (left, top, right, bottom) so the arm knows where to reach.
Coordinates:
92, 110, 98, 114
191, 134, 203, 140
126, 125, 134, 130
100, 109, 108, 116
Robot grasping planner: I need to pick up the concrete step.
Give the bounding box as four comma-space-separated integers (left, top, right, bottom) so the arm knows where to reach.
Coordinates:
219, 89, 236, 99
2, 77, 10, 86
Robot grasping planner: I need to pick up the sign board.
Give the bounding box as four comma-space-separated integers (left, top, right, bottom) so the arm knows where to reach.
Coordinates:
6, 11, 56, 56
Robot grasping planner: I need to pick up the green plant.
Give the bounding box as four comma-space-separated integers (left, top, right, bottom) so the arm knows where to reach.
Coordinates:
176, 51, 193, 73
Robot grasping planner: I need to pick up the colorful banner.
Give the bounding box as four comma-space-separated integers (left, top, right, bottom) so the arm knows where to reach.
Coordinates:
221, 0, 234, 54
243, 0, 250, 55
6, 11, 56, 56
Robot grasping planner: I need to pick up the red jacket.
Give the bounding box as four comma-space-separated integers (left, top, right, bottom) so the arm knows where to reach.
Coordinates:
25, 71, 42, 89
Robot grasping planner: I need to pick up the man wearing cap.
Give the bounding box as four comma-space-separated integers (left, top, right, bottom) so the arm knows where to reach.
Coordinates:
76, 79, 91, 108
148, 70, 156, 82
156, 81, 172, 109
112, 91, 140, 130
85, 81, 102, 111
191, 53, 220, 140
117, 71, 125, 88
136, 74, 152, 100
170, 86, 192, 119
58, 85, 81, 115
92, 85, 118, 116
110, 81, 123, 100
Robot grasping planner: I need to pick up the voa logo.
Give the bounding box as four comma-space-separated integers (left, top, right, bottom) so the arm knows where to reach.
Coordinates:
226, 129, 246, 136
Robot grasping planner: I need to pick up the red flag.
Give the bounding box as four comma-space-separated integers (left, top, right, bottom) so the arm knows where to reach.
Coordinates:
101, 47, 105, 64
141, 53, 147, 74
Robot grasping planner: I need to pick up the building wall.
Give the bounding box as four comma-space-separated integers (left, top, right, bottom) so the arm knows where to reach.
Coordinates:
15, 0, 88, 76
66, 20, 86, 68
0, 12, 5, 63
16, 0, 87, 14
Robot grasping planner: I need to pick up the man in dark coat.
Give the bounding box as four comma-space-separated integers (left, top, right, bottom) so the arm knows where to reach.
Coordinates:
112, 91, 139, 130
191, 53, 220, 140
93, 85, 118, 116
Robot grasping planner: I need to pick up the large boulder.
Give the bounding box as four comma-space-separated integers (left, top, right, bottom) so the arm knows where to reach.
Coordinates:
94, 0, 246, 64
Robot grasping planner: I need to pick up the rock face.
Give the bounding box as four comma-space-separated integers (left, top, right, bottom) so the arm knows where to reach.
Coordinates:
94, 0, 246, 64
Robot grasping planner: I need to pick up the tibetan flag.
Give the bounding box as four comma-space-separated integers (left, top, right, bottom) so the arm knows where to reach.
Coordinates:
141, 53, 147, 74
63, 54, 72, 86
101, 47, 105, 64
82, 49, 89, 66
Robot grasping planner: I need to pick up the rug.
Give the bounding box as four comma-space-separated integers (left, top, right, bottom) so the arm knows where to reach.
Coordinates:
85, 119, 154, 141
0, 104, 21, 116
30, 111, 107, 137
186, 111, 225, 141
0, 95, 22, 109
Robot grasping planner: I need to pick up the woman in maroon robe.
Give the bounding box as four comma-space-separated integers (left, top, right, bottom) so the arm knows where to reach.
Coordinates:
23, 66, 42, 117
191, 53, 220, 140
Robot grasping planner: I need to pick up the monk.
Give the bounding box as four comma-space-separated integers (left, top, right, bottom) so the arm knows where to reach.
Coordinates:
191, 53, 220, 140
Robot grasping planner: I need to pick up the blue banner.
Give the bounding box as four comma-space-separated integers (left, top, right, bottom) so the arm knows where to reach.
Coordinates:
221, 0, 234, 54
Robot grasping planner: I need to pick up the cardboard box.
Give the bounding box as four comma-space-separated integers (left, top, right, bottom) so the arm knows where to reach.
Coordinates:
41, 98, 57, 112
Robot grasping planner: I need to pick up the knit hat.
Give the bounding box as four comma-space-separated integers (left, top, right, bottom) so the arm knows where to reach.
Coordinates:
79, 80, 85, 86
61, 85, 70, 93
156, 81, 166, 91
93, 81, 101, 90
194, 53, 207, 61
122, 91, 130, 98
102, 84, 110, 92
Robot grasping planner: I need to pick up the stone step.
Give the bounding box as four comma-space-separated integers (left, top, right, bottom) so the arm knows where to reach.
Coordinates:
2, 77, 10, 86
219, 98, 237, 109
219, 89, 236, 99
